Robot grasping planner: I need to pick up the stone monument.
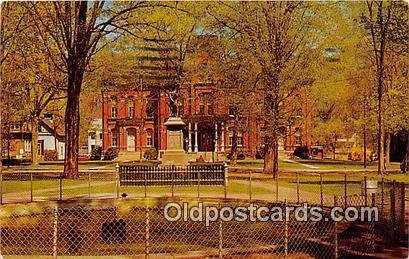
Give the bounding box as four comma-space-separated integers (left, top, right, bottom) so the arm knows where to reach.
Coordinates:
161, 117, 189, 165
161, 88, 189, 165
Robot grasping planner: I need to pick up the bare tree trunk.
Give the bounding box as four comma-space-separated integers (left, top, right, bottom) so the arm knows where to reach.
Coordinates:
363, 97, 367, 168
63, 2, 88, 179
63, 71, 83, 178
31, 116, 39, 165
377, 95, 385, 175
384, 130, 390, 167
229, 124, 238, 166
378, 119, 385, 175
263, 140, 273, 174
272, 138, 279, 179
7, 124, 10, 160
363, 126, 367, 168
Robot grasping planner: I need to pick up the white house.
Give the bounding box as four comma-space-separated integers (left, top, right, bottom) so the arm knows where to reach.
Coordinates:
88, 118, 103, 154
38, 119, 65, 160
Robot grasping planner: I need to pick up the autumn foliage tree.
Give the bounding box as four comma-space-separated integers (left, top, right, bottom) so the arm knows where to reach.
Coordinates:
361, 1, 408, 174
25, 2, 154, 178
209, 2, 316, 178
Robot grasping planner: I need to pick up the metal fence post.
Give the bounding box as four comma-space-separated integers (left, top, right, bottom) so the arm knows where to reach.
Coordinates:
364, 176, 367, 206
30, 172, 33, 202
224, 162, 228, 199
88, 172, 91, 198
0, 172, 3, 205
296, 173, 300, 203
276, 175, 279, 202
171, 166, 175, 198
381, 177, 385, 215
284, 199, 288, 257
370, 192, 376, 253
144, 169, 147, 198
334, 196, 338, 259
218, 212, 223, 258
145, 205, 150, 258
400, 182, 405, 238
197, 169, 201, 198
320, 174, 323, 206
53, 206, 58, 259
59, 172, 63, 201
391, 180, 396, 243
249, 170, 252, 201
116, 163, 120, 199
344, 174, 347, 207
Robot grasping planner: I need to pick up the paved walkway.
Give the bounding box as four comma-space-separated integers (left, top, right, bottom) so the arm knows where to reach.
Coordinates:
229, 166, 400, 173
233, 179, 332, 205
282, 159, 320, 169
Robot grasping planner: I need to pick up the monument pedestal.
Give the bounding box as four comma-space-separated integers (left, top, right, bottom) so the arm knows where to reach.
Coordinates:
161, 117, 189, 166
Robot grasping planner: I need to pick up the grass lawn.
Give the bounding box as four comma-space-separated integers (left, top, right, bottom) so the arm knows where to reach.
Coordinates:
234, 159, 401, 171
1, 160, 407, 204
1, 162, 117, 171
2, 158, 401, 172
230, 171, 408, 196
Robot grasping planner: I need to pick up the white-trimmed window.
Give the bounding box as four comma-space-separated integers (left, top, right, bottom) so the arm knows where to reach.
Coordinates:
228, 132, 243, 147
237, 134, 243, 146
128, 99, 135, 118
24, 140, 31, 152
111, 131, 117, 147
295, 127, 302, 146
147, 131, 153, 147
111, 98, 117, 118
111, 107, 117, 118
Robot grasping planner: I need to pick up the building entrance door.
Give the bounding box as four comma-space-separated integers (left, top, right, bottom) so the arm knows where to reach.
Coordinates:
127, 128, 136, 151
199, 132, 213, 152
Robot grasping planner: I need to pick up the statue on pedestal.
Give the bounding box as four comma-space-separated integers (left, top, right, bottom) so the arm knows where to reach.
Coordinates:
167, 86, 182, 117
162, 85, 189, 165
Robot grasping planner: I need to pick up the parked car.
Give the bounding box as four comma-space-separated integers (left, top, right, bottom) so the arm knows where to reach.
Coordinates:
78, 153, 90, 161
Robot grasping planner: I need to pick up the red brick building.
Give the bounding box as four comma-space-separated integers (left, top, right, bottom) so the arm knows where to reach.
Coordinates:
101, 83, 311, 159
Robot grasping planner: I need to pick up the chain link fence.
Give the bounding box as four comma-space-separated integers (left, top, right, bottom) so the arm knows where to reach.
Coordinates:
0, 167, 406, 258
0, 169, 406, 206
335, 179, 406, 257
0, 198, 339, 258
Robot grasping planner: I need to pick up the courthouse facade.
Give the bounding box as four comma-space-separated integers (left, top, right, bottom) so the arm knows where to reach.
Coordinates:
101, 83, 311, 158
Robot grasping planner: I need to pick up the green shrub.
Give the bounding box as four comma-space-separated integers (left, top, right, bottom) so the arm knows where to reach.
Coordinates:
255, 147, 265, 159
104, 147, 118, 160
237, 153, 245, 160
44, 150, 58, 161
293, 146, 310, 159
143, 148, 158, 160
90, 146, 102, 160
227, 152, 246, 160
